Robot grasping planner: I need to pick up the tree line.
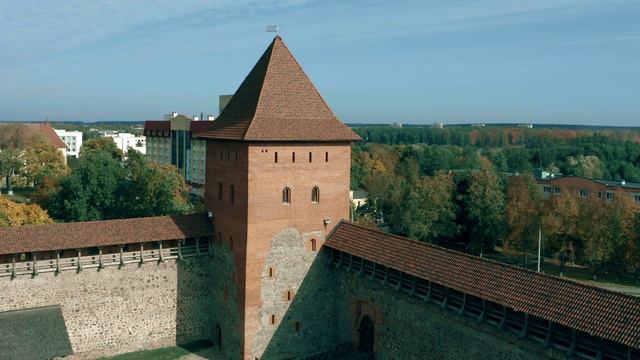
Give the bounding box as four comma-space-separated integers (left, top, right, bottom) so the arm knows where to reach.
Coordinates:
352, 143, 640, 279
353, 126, 640, 182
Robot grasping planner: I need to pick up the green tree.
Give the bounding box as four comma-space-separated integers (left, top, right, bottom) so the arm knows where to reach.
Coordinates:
119, 151, 190, 218
80, 137, 122, 159
457, 171, 506, 255
387, 174, 457, 244
47, 151, 126, 221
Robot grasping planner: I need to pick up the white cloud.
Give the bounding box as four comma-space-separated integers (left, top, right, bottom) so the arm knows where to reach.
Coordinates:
0, 0, 310, 65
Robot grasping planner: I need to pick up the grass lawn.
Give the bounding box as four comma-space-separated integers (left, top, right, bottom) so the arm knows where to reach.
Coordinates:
0, 193, 32, 204
487, 249, 639, 292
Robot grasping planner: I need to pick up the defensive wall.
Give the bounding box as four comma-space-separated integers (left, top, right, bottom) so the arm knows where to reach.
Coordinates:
0, 214, 216, 360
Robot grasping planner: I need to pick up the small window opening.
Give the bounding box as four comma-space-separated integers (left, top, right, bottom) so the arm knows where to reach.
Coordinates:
292, 152, 296, 163
269, 267, 274, 278
275, 152, 278, 163
270, 314, 276, 325
287, 290, 293, 301
309, 152, 312, 162
311, 239, 317, 252
325, 152, 329, 162
283, 187, 291, 204
311, 187, 319, 203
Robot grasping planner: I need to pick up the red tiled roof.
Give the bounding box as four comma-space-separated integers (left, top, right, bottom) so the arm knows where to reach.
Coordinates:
0, 214, 213, 255
144, 120, 170, 132
326, 221, 640, 349
143, 119, 214, 136
0, 122, 67, 149
196, 36, 361, 142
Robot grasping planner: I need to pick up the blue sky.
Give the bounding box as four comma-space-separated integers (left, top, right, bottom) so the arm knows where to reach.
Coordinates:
0, 0, 639, 125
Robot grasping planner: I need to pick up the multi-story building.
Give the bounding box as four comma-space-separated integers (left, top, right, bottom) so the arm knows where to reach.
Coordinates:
53, 129, 83, 157
144, 114, 212, 191
536, 174, 640, 203
105, 132, 146, 155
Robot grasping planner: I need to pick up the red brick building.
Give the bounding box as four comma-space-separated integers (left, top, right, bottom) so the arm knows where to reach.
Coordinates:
536, 175, 640, 203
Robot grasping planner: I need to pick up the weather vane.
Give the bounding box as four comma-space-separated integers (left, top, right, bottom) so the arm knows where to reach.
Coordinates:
266, 22, 280, 33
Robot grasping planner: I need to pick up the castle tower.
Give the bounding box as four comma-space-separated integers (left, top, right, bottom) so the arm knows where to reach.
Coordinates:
199, 36, 360, 359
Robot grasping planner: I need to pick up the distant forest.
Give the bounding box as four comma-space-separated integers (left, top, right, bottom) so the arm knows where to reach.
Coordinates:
352, 126, 640, 182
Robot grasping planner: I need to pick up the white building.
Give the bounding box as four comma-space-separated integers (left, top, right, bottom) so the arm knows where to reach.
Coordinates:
105, 133, 146, 155
54, 129, 83, 158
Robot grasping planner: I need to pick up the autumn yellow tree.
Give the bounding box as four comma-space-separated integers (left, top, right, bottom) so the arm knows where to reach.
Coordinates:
0, 197, 53, 226
21, 143, 67, 187
543, 192, 580, 276
505, 174, 542, 268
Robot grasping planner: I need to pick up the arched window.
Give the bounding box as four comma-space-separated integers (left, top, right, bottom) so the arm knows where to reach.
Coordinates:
230, 185, 235, 203
311, 187, 319, 203
218, 182, 223, 200
283, 187, 291, 204
310, 238, 317, 252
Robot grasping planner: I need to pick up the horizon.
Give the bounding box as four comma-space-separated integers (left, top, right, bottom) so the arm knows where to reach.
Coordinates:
1, 1, 639, 126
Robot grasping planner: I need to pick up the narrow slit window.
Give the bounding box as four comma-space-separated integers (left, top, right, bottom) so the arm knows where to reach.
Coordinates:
275, 152, 278, 163
292, 152, 296, 163
283, 187, 291, 204
325, 152, 329, 162
270, 314, 276, 325
309, 152, 312, 162
311, 187, 319, 203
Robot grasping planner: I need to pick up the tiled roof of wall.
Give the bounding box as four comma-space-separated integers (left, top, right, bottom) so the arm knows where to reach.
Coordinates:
0, 214, 213, 255
326, 221, 640, 349
196, 36, 361, 142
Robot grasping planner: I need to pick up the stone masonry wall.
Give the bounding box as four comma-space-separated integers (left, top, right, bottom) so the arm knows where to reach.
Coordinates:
256, 229, 350, 359
209, 240, 243, 359
0, 257, 214, 359
340, 270, 563, 360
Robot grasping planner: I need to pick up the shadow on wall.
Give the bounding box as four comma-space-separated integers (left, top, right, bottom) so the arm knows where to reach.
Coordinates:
259, 246, 352, 360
